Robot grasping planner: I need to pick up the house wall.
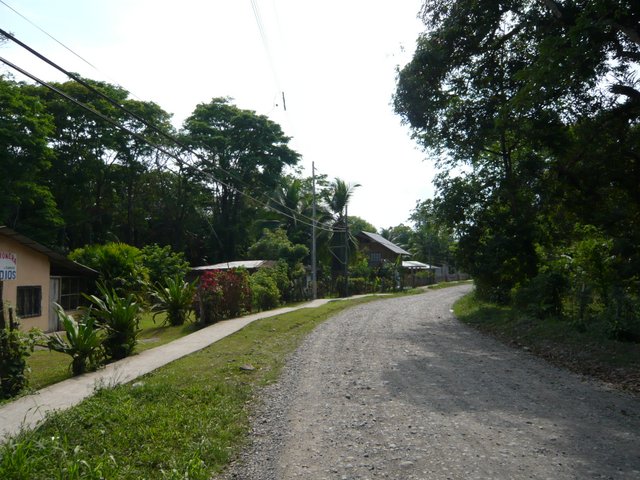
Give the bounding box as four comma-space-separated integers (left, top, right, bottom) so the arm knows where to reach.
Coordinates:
362, 243, 401, 265
0, 235, 50, 331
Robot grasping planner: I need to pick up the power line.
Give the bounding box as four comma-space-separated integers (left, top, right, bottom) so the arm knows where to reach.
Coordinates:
0, 64, 341, 236
0, 0, 98, 70
249, 0, 281, 93
0, 28, 340, 233
1, 2, 313, 225
0, 0, 145, 102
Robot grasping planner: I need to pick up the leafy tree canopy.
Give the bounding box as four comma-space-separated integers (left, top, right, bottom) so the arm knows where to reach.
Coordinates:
0, 75, 61, 241
182, 98, 300, 261
395, 0, 640, 302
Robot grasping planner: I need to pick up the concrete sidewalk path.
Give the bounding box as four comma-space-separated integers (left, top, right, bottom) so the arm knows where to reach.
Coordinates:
0, 297, 340, 442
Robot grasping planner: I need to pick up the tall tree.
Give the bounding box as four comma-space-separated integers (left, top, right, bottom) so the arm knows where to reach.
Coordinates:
182, 98, 300, 262
0, 75, 61, 242
395, 0, 640, 302
326, 178, 360, 278
27, 78, 175, 249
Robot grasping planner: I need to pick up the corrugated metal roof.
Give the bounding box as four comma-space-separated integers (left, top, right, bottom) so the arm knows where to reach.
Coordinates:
402, 260, 430, 269
192, 260, 275, 271
357, 231, 411, 256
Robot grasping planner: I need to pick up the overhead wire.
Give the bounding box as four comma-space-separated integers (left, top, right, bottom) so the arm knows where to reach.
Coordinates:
0, 25, 318, 226
2, 0, 313, 221
0, 0, 98, 70
0, 28, 343, 234
0, 18, 281, 216
0, 0, 145, 102
249, 0, 282, 96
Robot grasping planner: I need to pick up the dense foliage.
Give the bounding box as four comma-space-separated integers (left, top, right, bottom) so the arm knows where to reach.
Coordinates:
69, 242, 148, 296
0, 76, 302, 264
140, 244, 190, 286
395, 0, 640, 337
249, 268, 282, 311
194, 270, 251, 325
85, 285, 142, 360
0, 308, 35, 399
148, 276, 196, 326
45, 306, 104, 375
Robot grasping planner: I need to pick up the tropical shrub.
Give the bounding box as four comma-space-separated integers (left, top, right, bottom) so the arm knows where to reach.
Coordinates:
141, 244, 190, 286
69, 242, 149, 296
149, 276, 196, 326
85, 284, 142, 360
194, 269, 251, 325
249, 269, 281, 311
347, 277, 367, 295
514, 270, 568, 320
248, 229, 309, 301
0, 306, 36, 399
415, 270, 435, 285
46, 305, 104, 375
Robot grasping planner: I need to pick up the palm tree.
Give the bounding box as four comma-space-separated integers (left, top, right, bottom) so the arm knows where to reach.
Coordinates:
327, 178, 360, 294
327, 178, 360, 223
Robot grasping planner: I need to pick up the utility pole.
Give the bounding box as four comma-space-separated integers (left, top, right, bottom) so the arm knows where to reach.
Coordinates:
344, 204, 349, 297
311, 162, 317, 300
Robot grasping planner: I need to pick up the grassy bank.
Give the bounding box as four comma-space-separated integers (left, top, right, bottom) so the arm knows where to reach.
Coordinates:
1, 296, 380, 479
453, 292, 640, 395
25, 312, 197, 391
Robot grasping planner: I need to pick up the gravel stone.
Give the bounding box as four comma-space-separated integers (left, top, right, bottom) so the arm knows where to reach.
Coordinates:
218, 285, 640, 479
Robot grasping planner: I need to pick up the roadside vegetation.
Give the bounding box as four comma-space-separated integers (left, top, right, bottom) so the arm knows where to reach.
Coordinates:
24, 310, 197, 391
0, 297, 382, 480
454, 292, 640, 396
394, 1, 639, 352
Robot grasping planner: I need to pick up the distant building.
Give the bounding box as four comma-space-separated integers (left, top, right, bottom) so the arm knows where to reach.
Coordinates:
355, 231, 411, 266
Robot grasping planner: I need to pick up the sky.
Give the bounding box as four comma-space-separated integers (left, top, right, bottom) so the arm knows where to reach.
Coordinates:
1, 0, 435, 231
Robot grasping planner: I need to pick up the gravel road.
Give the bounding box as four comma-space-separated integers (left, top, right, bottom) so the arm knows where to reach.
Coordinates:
219, 285, 640, 479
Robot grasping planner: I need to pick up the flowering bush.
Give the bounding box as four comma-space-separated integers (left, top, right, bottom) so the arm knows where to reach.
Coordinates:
195, 269, 251, 325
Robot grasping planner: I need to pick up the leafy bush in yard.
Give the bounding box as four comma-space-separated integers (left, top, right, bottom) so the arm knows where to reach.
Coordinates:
247, 229, 309, 302
45, 305, 104, 375
85, 284, 142, 360
69, 242, 148, 296
194, 269, 251, 325
0, 306, 36, 399
149, 276, 196, 326
348, 277, 367, 295
249, 269, 281, 311
140, 244, 190, 286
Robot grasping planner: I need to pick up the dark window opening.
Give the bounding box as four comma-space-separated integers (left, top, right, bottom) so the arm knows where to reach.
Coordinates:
17, 286, 42, 318
59, 277, 87, 311
369, 252, 382, 265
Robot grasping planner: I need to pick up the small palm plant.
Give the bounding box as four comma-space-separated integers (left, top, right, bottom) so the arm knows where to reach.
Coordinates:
85, 284, 142, 361
46, 305, 104, 376
149, 276, 196, 326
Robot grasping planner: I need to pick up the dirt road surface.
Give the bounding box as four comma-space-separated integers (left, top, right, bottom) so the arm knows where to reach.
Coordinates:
221, 285, 640, 479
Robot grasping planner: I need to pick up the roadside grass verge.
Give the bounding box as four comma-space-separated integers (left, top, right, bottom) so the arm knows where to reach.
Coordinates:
25, 311, 197, 392
454, 292, 640, 395
426, 279, 473, 290
0, 296, 381, 479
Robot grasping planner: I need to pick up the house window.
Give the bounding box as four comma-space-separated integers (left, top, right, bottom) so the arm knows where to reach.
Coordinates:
369, 252, 382, 265
17, 286, 42, 318
60, 277, 86, 311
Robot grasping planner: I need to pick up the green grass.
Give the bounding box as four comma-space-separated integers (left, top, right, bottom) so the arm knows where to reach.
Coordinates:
22, 289, 423, 393
1, 296, 381, 479
454, 292, 640, 394
427, 279, 474, 290
24, 311, 197, 392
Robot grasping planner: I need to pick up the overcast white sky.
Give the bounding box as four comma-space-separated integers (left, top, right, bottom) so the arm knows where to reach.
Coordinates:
1, 0, 435, 231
